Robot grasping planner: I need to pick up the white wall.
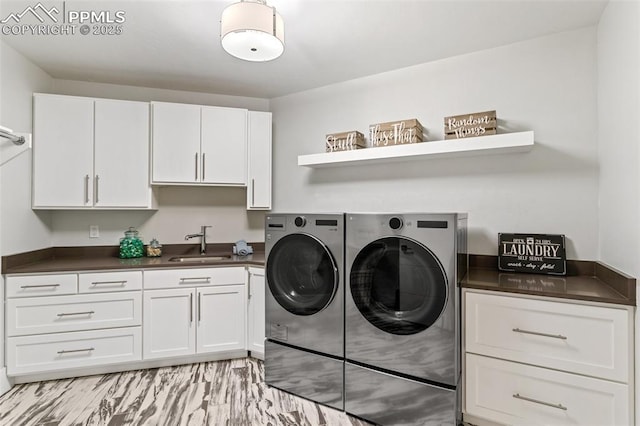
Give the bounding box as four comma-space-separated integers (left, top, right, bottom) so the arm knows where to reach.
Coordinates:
596, 0, 640, 421
597, 0, 640, 278
50, 187, 265, 246
43, 79, 270, 246
1, 41, 53, 255
271, 28, 599, 259
0, 39, 54, 393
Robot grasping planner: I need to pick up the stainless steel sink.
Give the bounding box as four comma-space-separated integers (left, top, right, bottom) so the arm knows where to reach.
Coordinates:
168, 255, 231, 262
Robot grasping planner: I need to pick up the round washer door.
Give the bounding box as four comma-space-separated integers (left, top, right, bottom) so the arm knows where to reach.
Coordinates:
350, 236, 448, 335
267, 233, 339, 316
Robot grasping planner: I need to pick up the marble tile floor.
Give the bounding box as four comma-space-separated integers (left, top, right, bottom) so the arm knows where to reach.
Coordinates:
0, 358, 375, 426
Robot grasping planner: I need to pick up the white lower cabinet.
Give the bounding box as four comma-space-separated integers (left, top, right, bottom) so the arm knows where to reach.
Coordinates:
5, 271, 143, 377
143, 288, 195, 359
247, 267, 265, 358
4, 266, 259, 380
7, 292, 141, 336
463, 290, 634, 426
197, 285, 246, 353
7, 327, 142, 376
466, 353, 629, 426
142, 267, 246, 361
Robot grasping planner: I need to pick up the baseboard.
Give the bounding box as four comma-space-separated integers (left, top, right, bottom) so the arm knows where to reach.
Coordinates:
13, 350, 249, 384
0, 367, 13, 396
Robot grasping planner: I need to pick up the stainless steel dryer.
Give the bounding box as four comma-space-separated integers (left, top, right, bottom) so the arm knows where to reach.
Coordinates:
344, 213, 467, 426
264, 213, 345, 410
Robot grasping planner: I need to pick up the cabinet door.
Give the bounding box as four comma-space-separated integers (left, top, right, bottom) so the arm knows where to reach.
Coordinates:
247, 267, 265, 357
465, 291, 631, 383
33, 94, 94, 208
465, 353, 630, 426
94, 99, 151, 207
200, 106, 247, 185
143, 288, 195, 360
151, 102, 201, 184
197, 285, 246, 354
247, 111, 272, 210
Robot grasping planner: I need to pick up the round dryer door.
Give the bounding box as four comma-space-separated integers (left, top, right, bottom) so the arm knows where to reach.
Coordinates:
350, 236, 448, 335
267, 233, 339, 316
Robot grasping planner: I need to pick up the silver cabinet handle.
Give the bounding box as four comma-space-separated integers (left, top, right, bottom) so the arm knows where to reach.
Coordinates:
189, 293, 193, 323
57, 347, 95, 355
195, 152, 199, 181
513, 393, 567, 411
20, 284, 60, 289
180, 277, 211, 283
95, 175, 100, 203
512, 328, 567, 340
247, 272, 251, 300
198, 292, 201, 322
84, 175, 90, 204
202, 152, 206, 181
57, 311, 95, 317
91, 280, 127, 286
251, 178, 256, 206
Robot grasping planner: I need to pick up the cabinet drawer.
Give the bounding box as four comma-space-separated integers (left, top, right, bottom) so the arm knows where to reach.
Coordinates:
6, 274, 77, 298
79, 271, 142, 293
6, 292, 142, 337
465, 291, 631, 382
465, 354, 630, 426
7, 327, 142, 376
144, 267, 245, 290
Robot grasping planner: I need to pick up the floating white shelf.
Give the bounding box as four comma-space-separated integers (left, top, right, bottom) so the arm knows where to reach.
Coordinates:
298, 130, 534, 168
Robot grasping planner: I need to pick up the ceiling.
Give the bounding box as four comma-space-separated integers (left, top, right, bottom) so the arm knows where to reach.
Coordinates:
0, 0, 608, 99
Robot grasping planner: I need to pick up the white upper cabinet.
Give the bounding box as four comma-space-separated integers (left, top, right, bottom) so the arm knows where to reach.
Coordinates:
201, 106, 247, 185
151, 102, 248, 186
151, 102, 201, 184
33, 95, 94, 208
247, 111, 272, 210
94, 99, 151, 207
32, 94, 154, 209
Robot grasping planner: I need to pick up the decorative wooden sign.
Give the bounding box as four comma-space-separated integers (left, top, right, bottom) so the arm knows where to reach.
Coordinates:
369, 118, 424, 147
444, 110, 496, 140
498, 233, 567, 276
326, 131, 365, 152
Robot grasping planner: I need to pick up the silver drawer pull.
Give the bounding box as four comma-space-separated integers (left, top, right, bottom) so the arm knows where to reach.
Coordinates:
180, 277, 211, 282
57, 347, 95, 355
513, 393, 567, 411
57, 311, 95, 317
91, 280, 127, 285
512, 328, 567, 340
20, 284, 61, 289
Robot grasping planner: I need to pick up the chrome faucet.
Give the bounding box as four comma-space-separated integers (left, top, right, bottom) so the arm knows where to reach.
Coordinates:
185, 225, 211, 255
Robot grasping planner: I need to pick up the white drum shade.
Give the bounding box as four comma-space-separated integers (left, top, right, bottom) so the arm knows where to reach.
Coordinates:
221, 1, 285, 62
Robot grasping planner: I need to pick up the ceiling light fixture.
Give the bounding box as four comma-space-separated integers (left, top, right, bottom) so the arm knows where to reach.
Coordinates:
220, 0, 285, 62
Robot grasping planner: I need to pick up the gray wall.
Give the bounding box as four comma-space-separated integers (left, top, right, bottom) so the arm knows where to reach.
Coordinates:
271, 28, 599, 260
0, 39, 53, 390
596, 0, 640, 416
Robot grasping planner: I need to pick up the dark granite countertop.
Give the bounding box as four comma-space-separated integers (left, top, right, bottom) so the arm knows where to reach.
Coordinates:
462, 255, 636, 306
2, 243, 265, 275
3, 247, 635, 307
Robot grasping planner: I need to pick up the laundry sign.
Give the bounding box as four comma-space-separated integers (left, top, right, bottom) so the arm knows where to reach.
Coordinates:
498, 233, 567, 275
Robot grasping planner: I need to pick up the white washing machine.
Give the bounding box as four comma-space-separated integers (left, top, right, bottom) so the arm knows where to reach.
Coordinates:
344, 213, 467, 426
264, 213, 345, 410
